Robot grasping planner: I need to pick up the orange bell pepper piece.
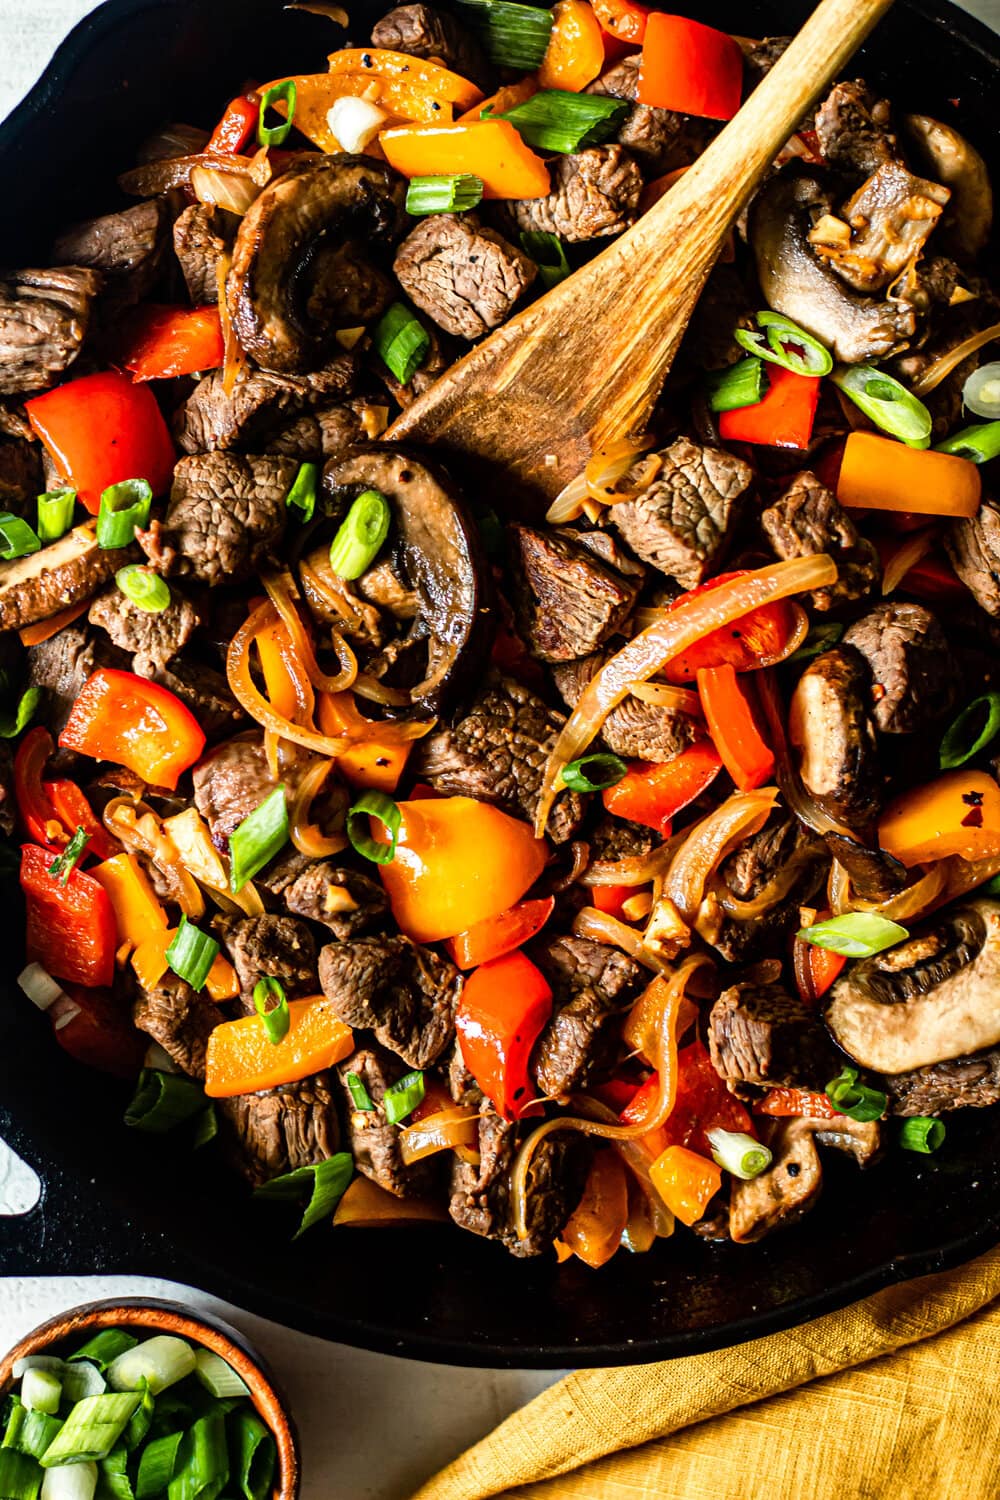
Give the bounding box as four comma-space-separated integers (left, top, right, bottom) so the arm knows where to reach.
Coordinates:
537, 0, 606, 91
130, 926, 239, 1003
837, 431, 982, 517
660, 571, 803, 682
327, 47, 483, 108
650, 1144, 723, 1226
459, 77, 538, 122
120, 305, 225, 382
719, 366, 821, 449
444, 895, 555, 970
91, 852, 168, 950
455, 949, 553, 1119
561, 1149, 629, 1267
18, 600, 89, 648
333, 1175, 448, 1225
380, 121, 551, 199
590, 0, 651, 44
59, 668, 206, 792
317, 692, 411, 793
697, 664, 775, 791
205, 996, 354, 1098
637, 13, 743, 120
602, 742, 722, 834
374, 796, 548, 943
878, 770, 1000, 868
757, 1087, 842, 1120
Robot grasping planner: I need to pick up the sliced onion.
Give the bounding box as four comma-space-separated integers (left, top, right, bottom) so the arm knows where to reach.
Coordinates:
285, 0, 350, 21
18, 963, 82, 1032
546, 838, 590, 894
881, 527, 937, 596
119, 150, 270, 197
943, 852, 1000, 903
585, 436, 654, 505
963, 361, 1000, 419
227, 600, 354, 758
580, 828, 686, 889
627, 681, 703, 716
829, 858, 946, 921
572, 906, 663, 970
352, 674, 418, 708
191, 165, 260, 215
662, 789, 778, 925
103, 798, 205, 919
399, 1107, 479, 1165
910, 320, 1000, 397
545, 471, 588, 525
262, 568, 357, 694
289, 757, 348, 858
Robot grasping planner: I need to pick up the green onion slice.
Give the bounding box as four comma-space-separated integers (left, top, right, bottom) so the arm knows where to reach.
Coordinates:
47, 827, 89, 886
166, 916, 221, 992
69, 1332, 138, 1372
0, 1448, 45, 1500
706, 1127, 773, 1181
136, 1432, 184, 1500
252, 976, 290, 1046
36, 488, 76, 544
788, 621, 843, 664
384, 1069, 425, 1125
116, 564, 171, 613
978, 872, 1000, 898
0, 686, 41, 739
405, 174, 484, 215
498, 89, 627, 154
107, 1339, 195, 1399
939, 693, 1000, 769
899, 1115, 946, 1153
285, 461, 318, 523
797, 912, 908, 958
20, 1371, 60, 1417
122, 1379, 154, 1454
519, 230, 571, 290
96, 480, 153, 550
40, 1394, 141, 1466
831, 365, 933, 449
258, 78, 296, 146
232, 1411, 276, 1500
0, 512, 41, 562
193, 1351, 250, 1402
328, 490, 392, 581
734, 311, 834, 377
192, 1104, 218, 1151
372, 302, 430, 387
124, 1069, 208, 1133
346, 790, 400, 864
166, 1408, 228, 1500
825, 1065, 887, 1123
229, 786, 289, 893
254, 1152, 353, 1237
100, 1445, 135, 1500
560, 752, 627, 794
453, 0, 553, 69
935, 419, 1000, 464
345, 1071, 374, 1111
5, 1405, 62, 1462
706, 357, 768, 414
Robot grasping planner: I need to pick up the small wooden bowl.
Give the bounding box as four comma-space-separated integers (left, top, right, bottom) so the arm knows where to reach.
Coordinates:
0, 1298, 300, 1499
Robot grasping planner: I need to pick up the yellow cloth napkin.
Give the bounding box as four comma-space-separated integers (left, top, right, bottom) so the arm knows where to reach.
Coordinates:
410, 1246, 1000, 1500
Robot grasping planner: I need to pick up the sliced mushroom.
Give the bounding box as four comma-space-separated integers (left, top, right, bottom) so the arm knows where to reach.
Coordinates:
825, 899, 1000, 1074
904, 114, 993, 261
228, 156, 407, 374
0, 524, 132, 631
789, 646, 882, 827
323, 444, 492, 712
730, 1113, 880, 1243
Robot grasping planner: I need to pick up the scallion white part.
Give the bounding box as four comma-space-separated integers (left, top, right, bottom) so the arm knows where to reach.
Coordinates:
707, 1127, 773, 1181
21, 1369, 61, 1415
13, 1356, 64, 1379
41, 1462, 98, 1500
193, 1349, 250, 1400
61, 1364, 107, 1403
106, 1337, 196, 1396
327, 96, 388, 152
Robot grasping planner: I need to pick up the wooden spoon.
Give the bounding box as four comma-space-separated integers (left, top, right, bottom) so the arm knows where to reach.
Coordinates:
387, 0, 896, 503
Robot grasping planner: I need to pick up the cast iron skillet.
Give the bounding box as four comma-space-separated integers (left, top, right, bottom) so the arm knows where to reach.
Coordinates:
1, 0, 999, 1370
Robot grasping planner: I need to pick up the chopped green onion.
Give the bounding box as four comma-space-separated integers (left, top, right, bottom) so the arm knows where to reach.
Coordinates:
372, 302, 429, 387
0, 686, 41, 739
0, 512, 41, 562
255, 1152, 353, 1237
124, 1069, 208, 1133
106, 1339, 195, 1400
962, 361, 1000, 420
498, 89, 627, 154
68, 1333, 138, 1373
191, 1104, 218, 1151
899, 1115, 946, 1153
4, 1404, 63, 1463
345, 1071, 374, 1111
384, 1069, 425, 1125
405, 174, 484, 215
166, 1409, 228, 1500
328, 490, 391, 581
193, 1352, 250, 1403
252, 977, 289, 1046
825, 1065, 887, 1123
47, 828, 89, 886
788, 621, 843, 664
707, 1127, 773, 1180
122, 1380, 154, 1455
519, 230, 571, 290
232, 1411, 275, 1500
734, 311, 834, 377
96, 480, 153, 550
935, 419, 1000, 463
41, 1461, 98, 1500
978, 872, 1000, 898
346, 789, 400, 864
939, 693, 1000, 769
560, 752, 626, 793
285, 461, 318, 523
136, 1433, 183, 1500
797, 912, 908, 958
40, 1395, 141, 1466
229, 786, 289, 894
60, 1365, 107, 1405
831, 365, 933, 449
20, 1373, 60, 1418
116, 565, 171, 613
454, 0, 553, 69
167, 916, 220, 993
706, 357, 768, 413
36, 489, 76, 545
257, 79, 296, 147
0, 1448, 43, 1500
98, 1447, 133, 1500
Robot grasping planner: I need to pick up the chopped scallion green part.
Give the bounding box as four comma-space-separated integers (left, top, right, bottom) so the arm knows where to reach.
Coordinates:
166, 916, 220, 993
285, 461, 318, 523
372, 303, 430, 387
0, 1447, 44, 1500
192, 1104, 218, 1151
166, 1409, 228, 1500
106, 1339, 195, 1399
346, 790, 400, 864
519, 230, 571, 289
328, 490, 391, 581
939, 692, 1000, 769
4, 1403, 63, 1464
136, 1433, 183, 1500
825, 1065, 887, 1123
788, 621, 843, 663
254, 1152, 353, 1237
96, 480, 153, 550
229, 786, 289, 894
707, 1127, 772, 1181
36, 489, 76, 545
39, 1395, 141, 1466
935, 419, 1000, 463
706, 357, 768, 413
47, 828, 89, 886
498, 88, 627, 153
252, 977, 289, 1046
116, 565, 171, 613
734, 311, 833, 377
123, 1380, 153, 1455
384, 1069, 425, 1125
20, 1372, 60, 1418
797, 912, 908, 958
345, 1071, 374, 1112
232, 1411, 275, 1500
899, 1115, 946, 1153
98, 1446, 133, 1500
832, 365, 933, 448
68, 1333, 138, 1373
124, 1069, 208, 1134
0, 512, 41, 562
257, 79, 296, 146
193, 1352, 250, 1403
454, 0, 553, 68
560, 752, 626, 794
0, 685, 41, 739
405, 174, 484, 215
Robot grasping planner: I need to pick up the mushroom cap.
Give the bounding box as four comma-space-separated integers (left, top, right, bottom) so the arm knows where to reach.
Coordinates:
0, 522, 131, 631
729, 1113, 880, 1244
904, 114, 993, 261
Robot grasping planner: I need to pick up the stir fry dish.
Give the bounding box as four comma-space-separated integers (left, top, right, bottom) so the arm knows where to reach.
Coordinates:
2, 0, 1000, 1269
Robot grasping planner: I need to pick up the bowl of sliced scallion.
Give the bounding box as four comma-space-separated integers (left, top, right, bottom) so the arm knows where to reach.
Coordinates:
0, 1299, 298, 1500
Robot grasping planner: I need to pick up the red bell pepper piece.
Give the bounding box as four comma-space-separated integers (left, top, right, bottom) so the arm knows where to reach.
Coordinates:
697, 664, 775, 791
602, 741, 722, 834
445, 896, 555, 970
757, 1087, 842, 1120
44, 780, 121, 862
590, 1075, 643, 1112
590, 0, 650, 43
793, 922, 846, 1004
54, 983, 147, 1078
622, 1040, 754, 1156
455, 949, 553, 1120
207, 92, 260, 154
718, 366, 821, 449
59, 669, 206, 792
21, 843, 117, 989
637, 13, 744, 120
660, 571, 803, 683
591, 883, 632, 919
13, 727, 69, 848
120, 305, 225, 383
25, 371, 175, 515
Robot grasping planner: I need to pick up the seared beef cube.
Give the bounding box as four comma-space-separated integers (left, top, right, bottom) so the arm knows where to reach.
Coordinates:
255, 846, 312, 899
710, 815, 827, 965
140, 452, 296, 585
393, 213, 536, 340
372, 4, 491, 89
510, 524, 640, 663
530, 936, 642, 1101
709, 982, 833, 1088
586, 813, 656, 864
446, 1040, 481, 1105
0, 267, 102, 396
788, 646, 881, 826
27, 625, 126, 740
132, 972, 220, 1079
585, 56, 714, 173
52, 199, 171, 309
0, 437, 42, 515
842, 601, 955, 734
219, 1072, 340, 1186
813, 79, 895, 178
153, 660, 245, 741
448, 1108, 514, 1240
222, 914, 318, 1004
172, 203, 238, 305
740, 35, 791, 87
282, 861, 388, 939
886, 1045, 1000, 1115
946, 501, 1000, 617
553, 653, 698, 762
535, 934, 643, 1003
0, 744, 13, 838
609, 436, 752, 588
683, 263, 754, 373
174, 353, 359, 453
318, 935, 459, 1069
413, 673, 586, 844
88, 584, 201, 674
337, 1047, 436, 1197
761, 471, 879, 610
193, 733, 282, 849
496, 146, 642, 243
268, 401, 378, 465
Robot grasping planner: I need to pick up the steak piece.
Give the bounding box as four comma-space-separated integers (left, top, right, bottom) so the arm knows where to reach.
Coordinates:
336, 1047, 436, 1197
946, 500, 1000, 617
609, 436, 752, 587
0, 437, 42, 516
496, 146, 642, 243
813, 79, 896, 178
586, 812, 656, 863
761, 471, 879, 609
88, 584, 201, 673
26, 625, 126, 740
140, 452, 296, 585
886, 1045, 1000, 1115
153, 660, 245, 741
510, 524, 640, 663
267, 400, 379, 465
281, 861, 388, 939
132, 972, 220, 1079
710, 815, 827, 965
413, 672, 586, 844
219, 1072, 340, 1186
52, 199, 171, 309
318, 934, 459, 1069
740, 35, 791, 86
553, 652, 698, 762
371, 3, 491, 89
0, 267, 102, 395
709, 982, 833, 1088
842, 601, 956, 733
585, 55, 714, 173
393, 213, 536, 340
172, 202, 239, 305
222, 913, 318, 1006
789, 646, 882, 827
530, 935, 642, 1100
193, 732, 284, 849
174, 352, 359, 453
